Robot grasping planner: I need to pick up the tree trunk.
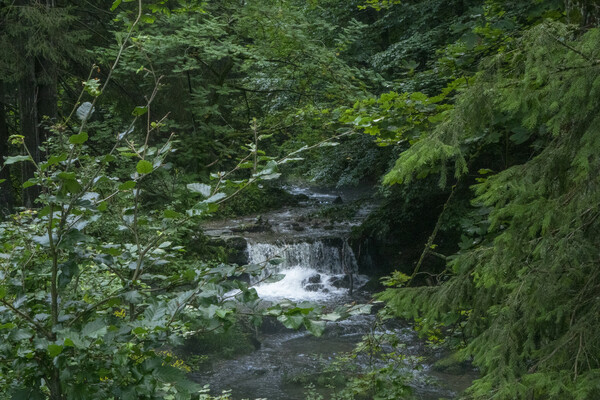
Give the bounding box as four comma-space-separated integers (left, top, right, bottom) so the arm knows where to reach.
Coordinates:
19, 61, 40, 208
16, 0, 58, 208
0, 81, 15, 215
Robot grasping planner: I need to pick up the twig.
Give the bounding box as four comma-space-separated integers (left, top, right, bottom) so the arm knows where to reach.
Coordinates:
0, 298, 53, 339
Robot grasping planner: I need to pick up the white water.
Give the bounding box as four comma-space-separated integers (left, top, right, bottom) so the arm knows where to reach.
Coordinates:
247, 240, 364, 301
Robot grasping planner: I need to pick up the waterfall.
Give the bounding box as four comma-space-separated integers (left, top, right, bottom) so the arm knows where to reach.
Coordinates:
247, 240, 358, 274
246, 239, 362, 301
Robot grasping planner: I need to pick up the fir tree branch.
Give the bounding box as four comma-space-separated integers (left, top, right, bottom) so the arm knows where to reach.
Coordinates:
547, 32, 594, 62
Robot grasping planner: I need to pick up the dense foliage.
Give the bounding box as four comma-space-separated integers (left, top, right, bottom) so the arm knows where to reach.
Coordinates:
2, 0, 600, 399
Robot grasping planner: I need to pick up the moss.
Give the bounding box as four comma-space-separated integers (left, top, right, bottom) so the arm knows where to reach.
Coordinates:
215, 183, 298, 217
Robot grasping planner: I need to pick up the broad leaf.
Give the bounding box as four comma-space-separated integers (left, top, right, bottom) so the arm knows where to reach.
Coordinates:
69, 132, 89, 145
187, 183, 212, 197
3, 155, 31, 165
132, 106, 148, 116
136, 160, 153, 174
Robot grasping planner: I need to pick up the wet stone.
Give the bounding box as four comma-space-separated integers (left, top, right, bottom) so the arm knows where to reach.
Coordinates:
231, 216, 272, 233
291, 222, 305, 231
304, 283, 325, 292
329, 275, 352, 289
294, 193, 310, 201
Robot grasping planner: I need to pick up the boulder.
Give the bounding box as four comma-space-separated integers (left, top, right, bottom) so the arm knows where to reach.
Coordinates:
294, 194, 310, 201
329, 274, 352, 289
207, 235, 248, 265
231, 216, 272, 233
305, 283, 324, 292
291, 222, 305, 231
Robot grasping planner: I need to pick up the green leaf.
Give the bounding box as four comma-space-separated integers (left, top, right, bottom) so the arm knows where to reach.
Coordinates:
58, 172, 76, 180
140, 14, 156, 23
132, 327, 147, 335
122, 290, 143, 304
260, 173, 281, 180
132, 106, 148, 116
59, 260, 79, 289
10, 388, 45, 400
152, 364, 185, 383
47, 153, 68, 166
100, 154, 116, 164
278, 314, 304, 330
22, 179, 37, 190
3, 155, 31, 165
81, 319, 107, 339
65, 179, 82, 194
9, 329, 33, 341
348, 304, 372, 315
119, 180, 136, 190
321, 312, 343, 322
69, 132, 89, 145
136, 160, 153, 174
47, 344, 63, 357
163, 209, 181, 219
264, 273, 285, 283
187, 183, 211, 197
76, 102, 95, 120
206, 193, 226, 203
110, 0, 122, 11
0, 286, 5, 300
305, 319, 326, 336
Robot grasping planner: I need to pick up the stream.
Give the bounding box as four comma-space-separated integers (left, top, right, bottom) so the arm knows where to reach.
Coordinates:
193, 185, 476, 399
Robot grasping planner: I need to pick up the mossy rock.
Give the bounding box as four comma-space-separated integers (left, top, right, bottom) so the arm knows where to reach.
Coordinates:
433, 353, 473, 375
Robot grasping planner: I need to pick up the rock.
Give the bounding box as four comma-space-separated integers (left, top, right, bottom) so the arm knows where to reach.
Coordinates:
231, 216, 272, 233
307, 273, 321, 284
432, 355, 473, 375
260, 315, 285, 334
333, 195, 343, 204
305, 283, 324, 292
251, 368, 268, 376
329, 275, 352, 289
291, 222, 305, 231
207, 235, 248, 265
249, 336, 262, 350
224, 236, 248, 250
294, 194, 310, 201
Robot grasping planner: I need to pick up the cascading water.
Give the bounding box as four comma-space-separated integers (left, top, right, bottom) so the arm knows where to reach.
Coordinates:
247, 239, 364, 301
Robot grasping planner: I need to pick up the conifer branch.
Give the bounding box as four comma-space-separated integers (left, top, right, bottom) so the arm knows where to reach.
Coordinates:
547, 32, 593, 62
